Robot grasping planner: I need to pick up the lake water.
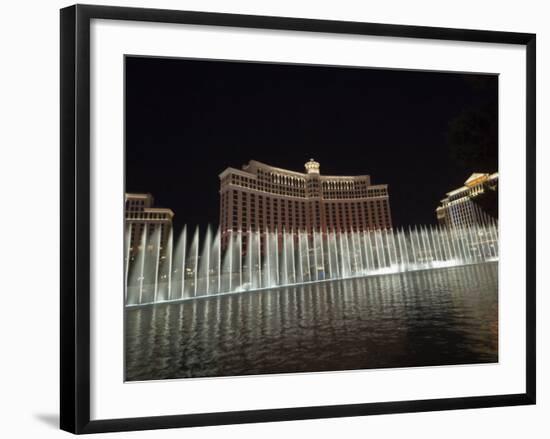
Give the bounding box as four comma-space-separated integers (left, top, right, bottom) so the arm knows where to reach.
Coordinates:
125, 262, 498, 381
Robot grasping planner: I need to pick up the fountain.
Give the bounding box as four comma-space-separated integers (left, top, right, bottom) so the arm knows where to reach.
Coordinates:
125, 221, 499, 306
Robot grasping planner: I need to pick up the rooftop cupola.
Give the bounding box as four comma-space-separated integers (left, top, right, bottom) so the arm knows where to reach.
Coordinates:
304, 158, 320, 175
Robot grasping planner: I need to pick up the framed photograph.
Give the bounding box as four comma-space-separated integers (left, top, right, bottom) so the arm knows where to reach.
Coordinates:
60, 4, 536, 434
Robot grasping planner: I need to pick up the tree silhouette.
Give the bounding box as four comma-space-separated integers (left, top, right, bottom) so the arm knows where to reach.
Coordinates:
447, 103, 498, 172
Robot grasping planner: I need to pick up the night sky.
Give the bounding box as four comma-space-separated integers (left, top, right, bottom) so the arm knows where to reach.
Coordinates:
126, 56, 498, 235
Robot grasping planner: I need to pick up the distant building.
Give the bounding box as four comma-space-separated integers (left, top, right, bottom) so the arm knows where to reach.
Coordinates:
125, 193, 174, 260
219, 159, 392, 246
436, 173, 498, 227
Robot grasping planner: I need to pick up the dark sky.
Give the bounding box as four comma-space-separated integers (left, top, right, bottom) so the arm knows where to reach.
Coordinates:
126, 56, 497, 235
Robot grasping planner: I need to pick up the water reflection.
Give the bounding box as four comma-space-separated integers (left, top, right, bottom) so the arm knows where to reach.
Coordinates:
125, 262, 498, 381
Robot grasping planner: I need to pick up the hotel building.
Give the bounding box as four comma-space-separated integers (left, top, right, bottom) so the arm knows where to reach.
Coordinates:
436, 172, 498, 228
125, 193, 174, 260
219, 159, 392, 245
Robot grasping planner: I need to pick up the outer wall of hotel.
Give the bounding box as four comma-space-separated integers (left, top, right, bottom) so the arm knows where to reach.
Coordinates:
219, 160, 392, 249
436, 173, 499, 228
125, 193, 174, 260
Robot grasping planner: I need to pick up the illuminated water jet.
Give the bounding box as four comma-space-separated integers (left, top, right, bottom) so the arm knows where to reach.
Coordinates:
125, 221, 499, 306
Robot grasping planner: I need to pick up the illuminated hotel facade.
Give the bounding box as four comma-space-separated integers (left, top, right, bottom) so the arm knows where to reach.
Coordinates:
436, 172, 498, 228
219, 159, 392, 245
125, 193, 174, 260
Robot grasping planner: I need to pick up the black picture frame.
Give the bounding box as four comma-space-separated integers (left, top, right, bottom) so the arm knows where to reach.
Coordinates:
60, 4, 536, 434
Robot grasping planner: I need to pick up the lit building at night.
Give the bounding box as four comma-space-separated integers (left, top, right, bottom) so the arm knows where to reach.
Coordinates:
436, 172, 498, 228
219, 159, 392, 245
125, 193, 174, 260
